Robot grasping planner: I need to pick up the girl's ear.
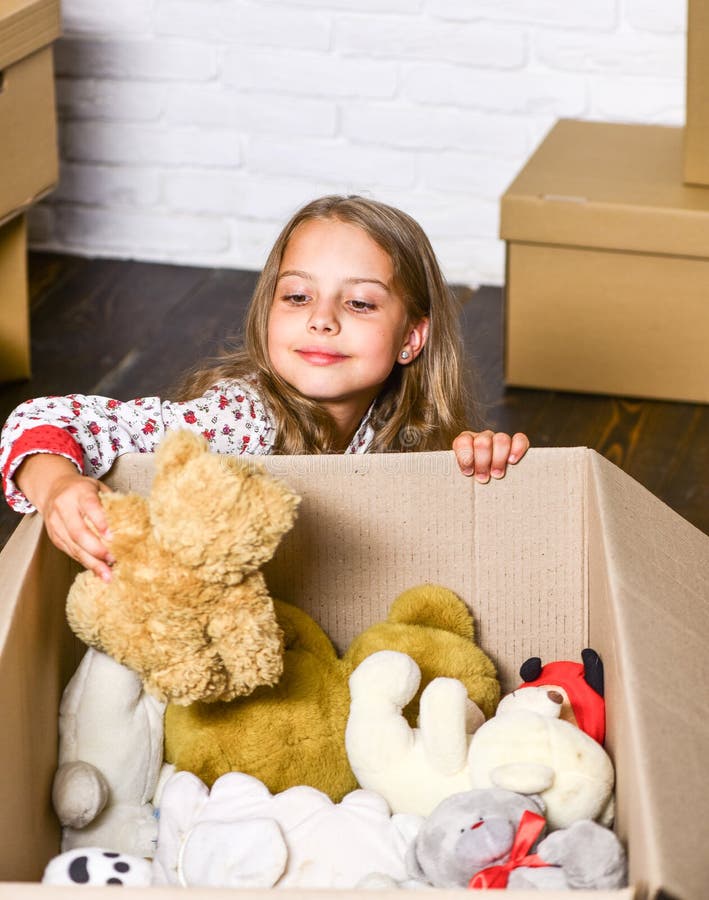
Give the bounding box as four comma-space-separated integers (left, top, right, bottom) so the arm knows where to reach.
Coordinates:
400, 316, 429, 364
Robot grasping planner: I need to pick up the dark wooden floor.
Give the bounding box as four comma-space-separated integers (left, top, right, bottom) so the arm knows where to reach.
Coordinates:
1, 252, 707, 548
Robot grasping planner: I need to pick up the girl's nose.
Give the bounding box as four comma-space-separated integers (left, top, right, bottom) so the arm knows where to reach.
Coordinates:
307, 298, 340, 334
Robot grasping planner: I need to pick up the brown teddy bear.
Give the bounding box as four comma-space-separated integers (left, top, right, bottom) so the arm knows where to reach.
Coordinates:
164, 584, 500, 799
66, 429, 300, 705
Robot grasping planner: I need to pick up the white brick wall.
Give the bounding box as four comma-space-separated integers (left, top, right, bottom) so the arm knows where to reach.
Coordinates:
31, 0, 688, 286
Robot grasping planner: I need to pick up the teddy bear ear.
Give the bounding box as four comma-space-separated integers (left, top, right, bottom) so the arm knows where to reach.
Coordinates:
519, 657, 543, 682
155, 430, 208, 469
387, 584, 475, 640
581, 648, 604, 697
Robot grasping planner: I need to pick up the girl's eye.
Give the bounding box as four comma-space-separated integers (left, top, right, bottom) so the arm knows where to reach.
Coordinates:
284, 294, 310, 305
348, 299, 376, 312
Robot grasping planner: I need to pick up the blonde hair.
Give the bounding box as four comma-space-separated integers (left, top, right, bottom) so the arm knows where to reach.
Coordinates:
175, 195, 475, 453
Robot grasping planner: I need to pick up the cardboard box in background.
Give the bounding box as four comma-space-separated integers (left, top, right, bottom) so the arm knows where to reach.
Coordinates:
0, 0, 61, 384
0, 216, 30, 382
0, 448, 708, 899
0, 0, 60, 225
500, 119, 709, 404
684, 0, 709, 186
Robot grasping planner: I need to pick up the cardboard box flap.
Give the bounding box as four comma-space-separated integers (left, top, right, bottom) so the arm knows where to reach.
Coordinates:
500, 119, 709, 259
588, 452, 709, 900
0, 0, 60, 71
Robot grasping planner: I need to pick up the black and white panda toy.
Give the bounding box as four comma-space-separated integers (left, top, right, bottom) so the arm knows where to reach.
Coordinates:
42, 847, 152, 887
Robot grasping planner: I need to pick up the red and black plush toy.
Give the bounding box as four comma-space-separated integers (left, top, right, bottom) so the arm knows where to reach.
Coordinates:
518, 648, 606, 745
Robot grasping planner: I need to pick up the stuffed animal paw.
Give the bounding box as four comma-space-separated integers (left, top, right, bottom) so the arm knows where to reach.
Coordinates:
43, 848, 152, 887
345, 650, 486, 816
536, 819, 628, 890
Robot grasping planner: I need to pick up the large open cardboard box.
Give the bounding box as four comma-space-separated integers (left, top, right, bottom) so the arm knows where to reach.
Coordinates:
500, 119, 709, 404
1, 448, 707, 899
0, 0, 61, 383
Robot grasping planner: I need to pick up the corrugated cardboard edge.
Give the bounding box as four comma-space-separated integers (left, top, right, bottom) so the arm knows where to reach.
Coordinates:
10, 887, 644, 900
0, 0, 61, 71
588, 451, 709, 900
0, 513, 82, 882
0, 886, 638, 899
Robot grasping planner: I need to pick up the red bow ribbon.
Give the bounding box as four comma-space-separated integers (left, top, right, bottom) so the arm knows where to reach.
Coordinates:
468, 809, 551, 890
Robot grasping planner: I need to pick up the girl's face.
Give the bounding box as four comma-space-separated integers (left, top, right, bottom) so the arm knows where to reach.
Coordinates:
267, 218, 428, 431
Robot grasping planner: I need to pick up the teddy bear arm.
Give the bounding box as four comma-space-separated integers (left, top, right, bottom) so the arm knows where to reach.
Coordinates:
346, 652, 420, 774
537, 820, 627, 890
418, 678, 479, 776
206, 595, 284, 701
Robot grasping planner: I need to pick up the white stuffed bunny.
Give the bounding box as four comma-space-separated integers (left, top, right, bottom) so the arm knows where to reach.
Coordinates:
52, 648, 166, 857
345, 650, 485, 816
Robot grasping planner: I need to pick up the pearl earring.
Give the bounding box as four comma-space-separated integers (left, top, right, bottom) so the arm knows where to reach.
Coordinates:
400, 350, 410, 359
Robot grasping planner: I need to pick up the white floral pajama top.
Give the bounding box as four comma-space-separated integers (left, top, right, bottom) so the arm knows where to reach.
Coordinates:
0, 380, 374, 514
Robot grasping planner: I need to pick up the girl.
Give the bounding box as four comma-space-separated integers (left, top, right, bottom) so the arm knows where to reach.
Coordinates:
0, 195, 529, 583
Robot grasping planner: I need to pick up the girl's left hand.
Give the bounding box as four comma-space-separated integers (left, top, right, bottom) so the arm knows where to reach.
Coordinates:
452, 430, 530, 482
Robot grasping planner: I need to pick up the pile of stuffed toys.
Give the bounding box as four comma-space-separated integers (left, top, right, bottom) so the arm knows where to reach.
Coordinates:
43, 430, 628, 891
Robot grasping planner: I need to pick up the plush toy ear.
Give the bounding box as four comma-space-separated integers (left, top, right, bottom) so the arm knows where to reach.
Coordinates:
581, 648, 604, 698
386, 584, 474, 641
519, 657, 543, 682
154, 429, 208, 470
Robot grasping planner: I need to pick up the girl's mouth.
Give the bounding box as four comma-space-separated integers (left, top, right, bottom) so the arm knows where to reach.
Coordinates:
296, 349, 348, 366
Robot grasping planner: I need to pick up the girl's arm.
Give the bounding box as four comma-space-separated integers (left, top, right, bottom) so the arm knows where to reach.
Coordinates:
452, 430, 530, 482
1, 383, 274, 578
0, 383, 273, 514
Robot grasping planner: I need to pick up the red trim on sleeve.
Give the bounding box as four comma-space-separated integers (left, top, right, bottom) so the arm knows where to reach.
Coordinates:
2, 425, 85, 489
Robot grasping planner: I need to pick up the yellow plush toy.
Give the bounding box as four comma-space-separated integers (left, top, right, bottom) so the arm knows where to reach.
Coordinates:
165, 584, 500, 800
66, 430, 300, 705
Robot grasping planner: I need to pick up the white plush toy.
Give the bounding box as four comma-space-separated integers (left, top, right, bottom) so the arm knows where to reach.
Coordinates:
52, 648, 166, 857
345, 650, 485, 816
467, 685, 615, 830
153, 770, 422, 889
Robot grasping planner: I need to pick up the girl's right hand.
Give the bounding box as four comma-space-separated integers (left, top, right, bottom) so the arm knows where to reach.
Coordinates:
15, 454, 115, 581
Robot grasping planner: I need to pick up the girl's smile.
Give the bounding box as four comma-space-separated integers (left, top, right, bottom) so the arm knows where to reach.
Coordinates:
267, 217, 428, 440
295, 347, 350, 366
